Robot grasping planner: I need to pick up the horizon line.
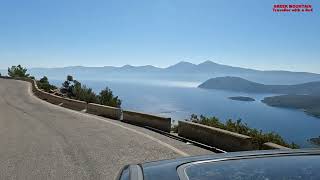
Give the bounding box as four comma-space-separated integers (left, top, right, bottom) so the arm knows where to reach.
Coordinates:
1, 60, 319, 75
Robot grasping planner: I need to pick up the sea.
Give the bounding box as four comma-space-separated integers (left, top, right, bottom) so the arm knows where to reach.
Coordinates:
52, 78, 320, 148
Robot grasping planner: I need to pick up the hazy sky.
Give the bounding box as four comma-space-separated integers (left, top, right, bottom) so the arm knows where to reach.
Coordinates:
0, 0, 319, 72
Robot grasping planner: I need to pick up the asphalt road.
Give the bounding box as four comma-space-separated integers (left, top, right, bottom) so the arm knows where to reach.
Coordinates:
0, 78, 211, 180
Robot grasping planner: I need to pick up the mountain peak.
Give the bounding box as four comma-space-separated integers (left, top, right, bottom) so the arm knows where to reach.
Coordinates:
121, 64, 134, 68
140, 65, 156, 68
198, 60, 218, 66
175, 61, 195, 66
165, 61, 197, 71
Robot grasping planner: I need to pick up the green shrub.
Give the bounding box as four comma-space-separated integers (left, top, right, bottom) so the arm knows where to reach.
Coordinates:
60, 75, 121, 107
61, 75, 74, 97
37, 76, 57, 92
97, 87, 121, 108
72, 81, 98, 103
7, 65, 29, 78
187, 114, 299, 149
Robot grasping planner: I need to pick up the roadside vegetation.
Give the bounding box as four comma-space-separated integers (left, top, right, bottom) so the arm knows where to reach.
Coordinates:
61, 75, 122, 107
37, 76, 57, 93
7, 65, 30, 78
186, 114, 299, 149
7, 65, 56, 93
5, 65, 121, 108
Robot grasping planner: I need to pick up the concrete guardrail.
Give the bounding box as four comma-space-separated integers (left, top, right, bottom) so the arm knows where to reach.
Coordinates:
262, 142, 291, 150
123, 110, 171, 132
35, 89, 63, 105
59, 97, 87, 111
87, 103, 122, 120
178, 121, 253, 151
31, 79, 84, 110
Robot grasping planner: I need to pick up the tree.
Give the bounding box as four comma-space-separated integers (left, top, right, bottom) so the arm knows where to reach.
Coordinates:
37, 76, 57, 92
7, 65, 30, 78
81, 86, 97, 103
39, 76, 49, 84
72, 80, 83, 100
62, 80, 70, 90
67, 75, 73, 82
71, 81, 97, 103
60, 75, 121, 107
61, 75, 74, 97
97, 87, 121, 107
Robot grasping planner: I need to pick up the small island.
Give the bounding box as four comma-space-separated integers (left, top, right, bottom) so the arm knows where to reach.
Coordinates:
229, 96, 255, 101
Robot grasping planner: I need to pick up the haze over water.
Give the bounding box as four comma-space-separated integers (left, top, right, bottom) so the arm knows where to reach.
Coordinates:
52, 78, 320, 148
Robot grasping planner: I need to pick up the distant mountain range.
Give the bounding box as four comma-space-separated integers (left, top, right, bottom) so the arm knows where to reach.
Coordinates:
198, 76, 320, 95
1, 61, 320, 84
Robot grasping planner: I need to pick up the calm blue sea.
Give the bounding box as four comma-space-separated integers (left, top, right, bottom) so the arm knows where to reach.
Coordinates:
52, 79, 320, 148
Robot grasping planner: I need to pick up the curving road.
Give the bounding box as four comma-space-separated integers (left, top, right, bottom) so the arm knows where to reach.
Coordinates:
0, 78, 211, 180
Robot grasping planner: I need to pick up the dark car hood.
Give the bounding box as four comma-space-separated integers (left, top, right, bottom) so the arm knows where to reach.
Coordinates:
141, 149, 320, 180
